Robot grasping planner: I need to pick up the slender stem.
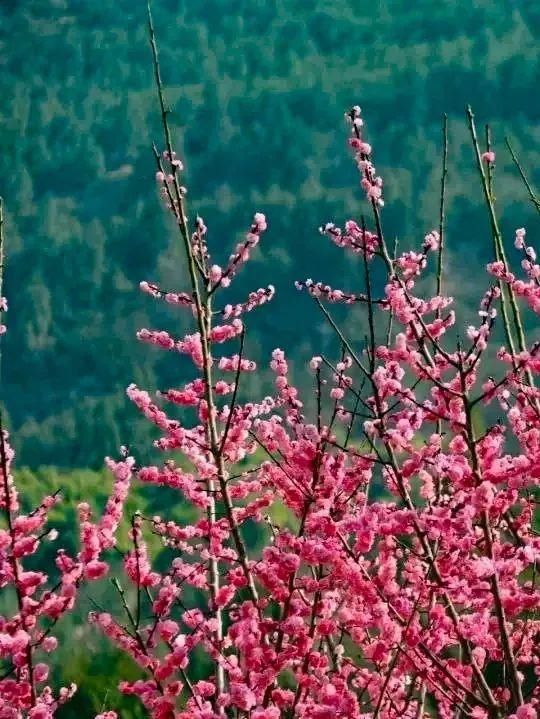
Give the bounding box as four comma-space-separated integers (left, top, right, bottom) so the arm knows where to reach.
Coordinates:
219, 328, 245, 454
436, 114, 448, 316
147, 2, 175, 168
362, 217, 376, 375
466, 107, 518, 355
131, 515, 142, 629
485, 124, 493, 199
466, 107, 534, 395
505, 137, 540, 214
385, 237, 398, 346
315, 297, 370, 379
434, 116, 449, 503
147, 4, 228, 699
147, 6, 263, 703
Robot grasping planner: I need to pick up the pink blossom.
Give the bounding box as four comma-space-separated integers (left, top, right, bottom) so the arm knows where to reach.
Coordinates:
44, 97, 540, 719
84, 559, 109, 581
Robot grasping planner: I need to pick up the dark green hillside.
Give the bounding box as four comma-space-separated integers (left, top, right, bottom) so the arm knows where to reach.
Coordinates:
1, 0, 539, 467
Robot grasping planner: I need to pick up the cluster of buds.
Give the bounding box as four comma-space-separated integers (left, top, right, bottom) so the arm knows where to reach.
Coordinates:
347, 106, 384, 206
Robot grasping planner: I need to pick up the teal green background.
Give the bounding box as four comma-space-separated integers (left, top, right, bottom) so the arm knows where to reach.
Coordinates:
1, 0, 539, 468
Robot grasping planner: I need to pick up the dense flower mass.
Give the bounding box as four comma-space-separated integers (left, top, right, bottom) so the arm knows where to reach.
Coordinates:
1, 18, 539, 719
72, 91, 539, 719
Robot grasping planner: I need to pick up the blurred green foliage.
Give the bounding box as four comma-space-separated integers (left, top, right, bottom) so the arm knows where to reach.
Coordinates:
0, 1, 539, 467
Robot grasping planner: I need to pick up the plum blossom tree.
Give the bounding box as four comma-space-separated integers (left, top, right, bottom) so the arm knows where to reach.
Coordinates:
80, 9, 539, 719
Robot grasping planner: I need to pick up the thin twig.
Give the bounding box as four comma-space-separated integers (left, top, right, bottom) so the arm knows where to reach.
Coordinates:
505, 137, 540, 214
436, 114, 448, 317
466, 107, 533, 391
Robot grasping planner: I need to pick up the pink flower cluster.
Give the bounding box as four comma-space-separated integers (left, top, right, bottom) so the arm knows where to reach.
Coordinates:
295, 279, 369, 304
319, 221, 379, 258
209, 213, 268, 291
1, 93, 539, 719
347, 106, 384, 206
81, 108, 539, 719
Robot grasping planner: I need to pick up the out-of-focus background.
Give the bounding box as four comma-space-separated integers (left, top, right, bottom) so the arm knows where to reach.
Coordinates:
0, 1, 539, 714
2, 0, 540, 469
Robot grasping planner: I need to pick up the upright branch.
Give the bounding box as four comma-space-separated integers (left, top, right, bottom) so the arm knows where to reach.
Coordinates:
466, 107, 533, 380
436, 114, 448, 319
505, 137, 540, 214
